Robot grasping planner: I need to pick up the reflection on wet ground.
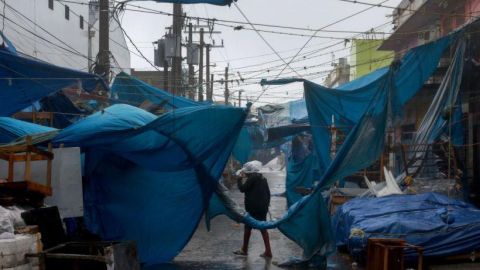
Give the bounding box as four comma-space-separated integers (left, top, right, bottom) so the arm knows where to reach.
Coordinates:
146, 170, 357, 270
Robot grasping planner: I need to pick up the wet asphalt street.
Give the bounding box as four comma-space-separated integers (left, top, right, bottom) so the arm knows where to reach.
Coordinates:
146, 169, 355, 270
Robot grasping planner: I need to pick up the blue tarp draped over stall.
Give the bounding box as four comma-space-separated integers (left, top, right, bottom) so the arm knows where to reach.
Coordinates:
111, 72, 200, 109
0, 117, 56, 144
209, 33, 459, 261
0, 33, 106, 116
50, 104, 248, 264
304, 35, 453, 176
110, 72, 255, 165
333, 193, 480, 259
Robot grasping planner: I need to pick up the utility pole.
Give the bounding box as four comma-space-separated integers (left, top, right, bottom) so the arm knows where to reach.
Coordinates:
163, 60, 169, 91
238, 90, 242, 107
198, 28, 204, 102
224, 66, 229, 105
97, 0, 110, 81
209, 74, 214, 102
188, 23, 195, 99
205, 44, 211, 102
172, 3, 182, 95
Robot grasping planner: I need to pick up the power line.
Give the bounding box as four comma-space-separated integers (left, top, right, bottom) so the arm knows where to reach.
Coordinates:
233, 3, 301, 77
251, 0, 391, 103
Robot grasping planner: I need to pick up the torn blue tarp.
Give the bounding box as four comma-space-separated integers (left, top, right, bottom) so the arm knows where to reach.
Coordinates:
0, 33, 107, 116
305, 34, 454, 175
0, 117, 56, 144
50, 103, 248, 264
333, 193, 480, 259
111, 72, 200, 109
111, 72, 252, 165
285, 134, 320, 206
208, 33, 460, 261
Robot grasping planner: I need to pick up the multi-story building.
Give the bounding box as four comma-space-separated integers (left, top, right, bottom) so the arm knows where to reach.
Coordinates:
324, 58, 350, 88
0, 0, 130, 75
380, 0, 480, 204
349, 39, 393, 80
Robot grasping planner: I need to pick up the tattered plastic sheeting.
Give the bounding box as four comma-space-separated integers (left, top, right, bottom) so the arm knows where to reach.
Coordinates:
285, 134, 320, 206
111, 72, 200, 110
365, 40, 466, 196
0, 33, 107, 116
0, 117, 56, 144
333, 193, 480, 259
407, 40, 465, 175
209, 33, 459, 260
50, 104, 248, 264
258, 98, 309, 129
305, 36, 453, 175
110, 72, 262, 166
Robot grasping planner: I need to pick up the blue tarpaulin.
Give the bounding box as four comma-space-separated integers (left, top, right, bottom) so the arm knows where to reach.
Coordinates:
0, 33, 107, 116
0, 28, 467, 265
333, 193, 480, 259
50, 103, 248, 264
0, 117, 56, 144
111, 72, 200, 109
209, 33, 460, 261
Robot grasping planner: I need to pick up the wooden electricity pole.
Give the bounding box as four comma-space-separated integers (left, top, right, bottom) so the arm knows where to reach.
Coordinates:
209, 74, 214, 102
188, 23, 195, 99
198, 28, 204, 102
171, 3, 182, 96
238, 90, 242, 107
224, 66, 229, 105
205, 44, 211, 102
97, 0, 110, 81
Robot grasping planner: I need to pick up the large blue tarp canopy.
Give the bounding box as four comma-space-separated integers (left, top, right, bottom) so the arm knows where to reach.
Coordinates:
333, 193, 480, 259
49, 103, 248, 264
209, 32, 461, 261
0, 33, 107, 116
111, 72, 200, 109
0, 26, 467, 266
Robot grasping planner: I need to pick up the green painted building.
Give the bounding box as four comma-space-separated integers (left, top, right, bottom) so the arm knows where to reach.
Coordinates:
349, 39, 394, 80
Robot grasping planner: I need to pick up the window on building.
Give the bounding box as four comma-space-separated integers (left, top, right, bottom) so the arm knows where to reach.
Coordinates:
80, 16, 84, 29
65, 5, 70, 20
48, 0, 54, 10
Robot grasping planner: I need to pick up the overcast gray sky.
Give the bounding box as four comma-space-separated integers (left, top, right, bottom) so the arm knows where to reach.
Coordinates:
121, 0, 403, 106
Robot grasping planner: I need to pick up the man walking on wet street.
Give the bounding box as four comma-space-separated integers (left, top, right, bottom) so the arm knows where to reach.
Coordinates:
234, 161, 272, 258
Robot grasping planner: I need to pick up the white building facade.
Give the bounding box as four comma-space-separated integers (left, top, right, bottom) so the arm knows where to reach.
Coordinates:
0, 0, 130, 75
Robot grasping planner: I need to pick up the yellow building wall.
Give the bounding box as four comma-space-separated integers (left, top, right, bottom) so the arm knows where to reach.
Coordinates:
351, 39, 394, 79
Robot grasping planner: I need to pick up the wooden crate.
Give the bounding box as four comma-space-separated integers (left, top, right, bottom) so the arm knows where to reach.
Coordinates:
366, 238, 423, 270
0, 136, 54, 196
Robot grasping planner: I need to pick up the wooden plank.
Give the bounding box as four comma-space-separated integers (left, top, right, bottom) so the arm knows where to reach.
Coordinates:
4, 154, 50, 162
0, 145, 29, 153
14, 112, 53, 121
26, 181, 52, 196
